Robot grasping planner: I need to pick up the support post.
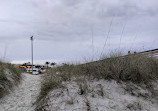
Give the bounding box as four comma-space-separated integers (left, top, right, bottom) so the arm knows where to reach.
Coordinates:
30, 36, 33, 74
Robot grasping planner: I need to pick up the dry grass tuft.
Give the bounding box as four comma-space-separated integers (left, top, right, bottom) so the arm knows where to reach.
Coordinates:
0, 62, 22, 98
35, 53, 158, 110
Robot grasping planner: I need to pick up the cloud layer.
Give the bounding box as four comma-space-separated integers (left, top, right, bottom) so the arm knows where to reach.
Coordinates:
0, 0, 157, 64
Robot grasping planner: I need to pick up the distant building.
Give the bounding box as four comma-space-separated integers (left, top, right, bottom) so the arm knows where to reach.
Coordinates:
20, 65, 35, 73
20, 64, 46, 74
141, 49, 158, 58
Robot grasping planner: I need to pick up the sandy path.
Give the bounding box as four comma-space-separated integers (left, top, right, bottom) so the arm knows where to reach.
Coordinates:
0, 73, 41, 111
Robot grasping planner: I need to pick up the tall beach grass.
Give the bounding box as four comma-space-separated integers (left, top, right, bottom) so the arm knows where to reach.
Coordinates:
0, 61, 22, 98
35, 53, 158, 110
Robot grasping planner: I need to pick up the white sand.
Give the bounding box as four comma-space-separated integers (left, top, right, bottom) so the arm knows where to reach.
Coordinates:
0, 73, 41, 111
41, 80, 158, 111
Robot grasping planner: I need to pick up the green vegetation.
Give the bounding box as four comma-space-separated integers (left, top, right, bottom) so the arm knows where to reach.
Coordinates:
0, 61, 22, 98
36, 53, 158, 110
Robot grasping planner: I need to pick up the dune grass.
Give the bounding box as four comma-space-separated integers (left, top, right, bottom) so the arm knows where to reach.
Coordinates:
36, 53, 158, 110
0, 61, 22, 98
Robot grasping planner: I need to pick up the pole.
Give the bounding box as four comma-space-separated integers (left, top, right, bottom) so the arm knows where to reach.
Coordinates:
30, 36, 33, 74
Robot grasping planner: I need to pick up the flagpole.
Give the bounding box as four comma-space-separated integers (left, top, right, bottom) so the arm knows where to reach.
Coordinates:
30, 36, 33, 74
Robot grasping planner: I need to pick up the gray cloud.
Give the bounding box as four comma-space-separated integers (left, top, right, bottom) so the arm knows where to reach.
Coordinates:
0, 0, 157, 64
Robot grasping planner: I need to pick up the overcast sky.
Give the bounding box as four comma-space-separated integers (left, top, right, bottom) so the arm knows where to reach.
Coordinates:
0, 0, 157, 64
